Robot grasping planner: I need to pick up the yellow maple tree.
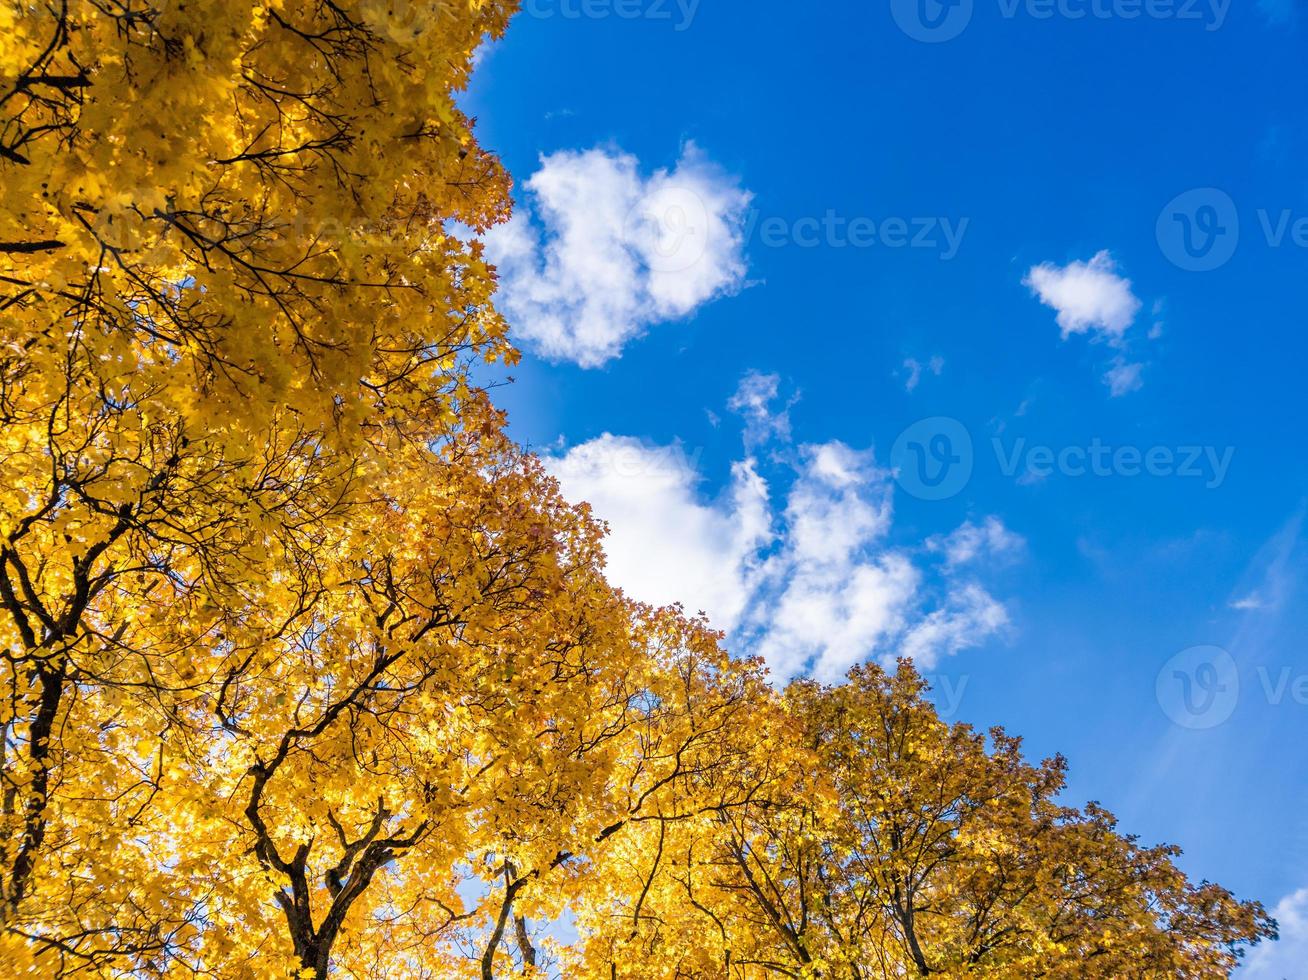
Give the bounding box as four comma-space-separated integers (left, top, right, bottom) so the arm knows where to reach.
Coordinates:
2, 0, 513, 970
571, 663, 1273, 978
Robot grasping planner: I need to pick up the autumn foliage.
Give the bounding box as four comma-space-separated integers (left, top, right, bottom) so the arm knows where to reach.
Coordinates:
0, 0, 1274, 977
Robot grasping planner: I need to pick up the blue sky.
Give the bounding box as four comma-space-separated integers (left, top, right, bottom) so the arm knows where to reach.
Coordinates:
463, 1, 1308, 969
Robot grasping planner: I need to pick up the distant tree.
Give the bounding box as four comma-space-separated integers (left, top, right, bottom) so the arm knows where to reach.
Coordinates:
573, 662, 1274, 978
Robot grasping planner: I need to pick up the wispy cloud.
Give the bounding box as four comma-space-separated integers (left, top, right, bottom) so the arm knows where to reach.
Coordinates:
729, 370, 795, 448
1229, 593, 1268, 612
928, 517, 1026, 568
1226, 512, 1302, 617
1242, 887, 1308, 978
1103, 356, 1145, 397
902, 355, 945, 393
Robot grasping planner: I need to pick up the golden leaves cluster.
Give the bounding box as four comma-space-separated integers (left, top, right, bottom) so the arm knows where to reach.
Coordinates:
573, 663, 1274, 978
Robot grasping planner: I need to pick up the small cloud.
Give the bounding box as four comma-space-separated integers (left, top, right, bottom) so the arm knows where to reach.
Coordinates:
1103, 357, 1145, 398
485, 143, 752, 367
1226, 512, 1302, 617
1017, 466, 1049, 487
1149, 299, 1166, 340
928, 517, 1026, 568
903, 360, 923, 393
1025, 251, 1153, 395
899, 583, 1010, 668
902, 356, 945, 393
729, 370, 795, 448
1229, 592, 1267, 612
1024, 250, 1142, 343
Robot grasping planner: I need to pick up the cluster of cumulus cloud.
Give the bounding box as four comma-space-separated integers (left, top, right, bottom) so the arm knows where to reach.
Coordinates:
478, 142, 1180, 681
545, 373, 1023, 684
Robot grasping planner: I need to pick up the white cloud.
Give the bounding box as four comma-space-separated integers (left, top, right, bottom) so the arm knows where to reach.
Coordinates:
902, 355, 945, 393
1024, 251, 1142, 342
900, 584, 1010, 667
928, 517, 1026, 568
1230, 592, 1268, 612
729, 371, 793, 448
756, 552, 922, 684
1024, 251, 1153, 395
903, 360, 922, 392
544, 434, 770, 630
1149, 298, 1166, 340
1103, 357, 1146, 397
546, 389, 1020, 684
751, 444, 915, 683
1227, 516, 1300, 616
781, 443, 893, 566
1241, 887, 1308, 978
484, 143, 751, 367
1017, 465, 1049, 487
